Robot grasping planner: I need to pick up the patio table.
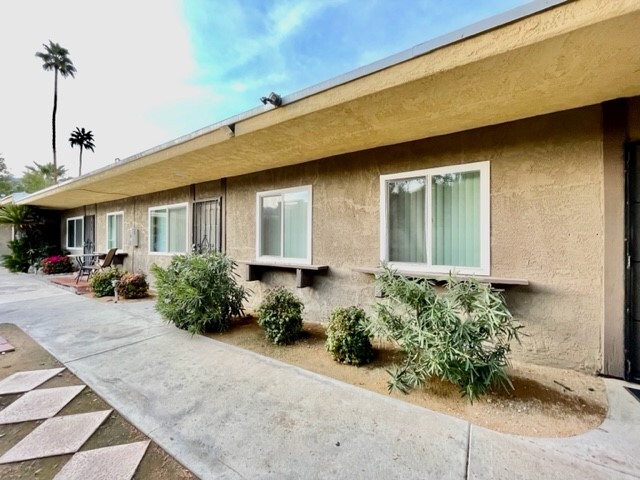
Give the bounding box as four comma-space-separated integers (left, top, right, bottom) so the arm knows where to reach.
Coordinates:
67, 253, 103, 282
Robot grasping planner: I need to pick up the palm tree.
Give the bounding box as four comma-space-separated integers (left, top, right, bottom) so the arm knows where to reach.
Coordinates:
68, 127, 95, 176
21, 162, 68, 193
35, 41, 76, 184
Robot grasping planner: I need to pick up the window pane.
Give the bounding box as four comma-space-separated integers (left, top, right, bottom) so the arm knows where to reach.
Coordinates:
261, 196, 282, 256
283, 191, 308, 259
67, 220, 75, 247
432, 171, 480, 267
75, 219, 83, 248
168, 207, 187, 252
388, 178, 426, 263
116, 215, 123, 249
151, 210, 167, 252
108, 215, 123, 249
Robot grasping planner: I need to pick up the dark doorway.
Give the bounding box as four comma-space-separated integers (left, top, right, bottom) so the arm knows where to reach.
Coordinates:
192, 198, 222, 253
626, 142, 640, 382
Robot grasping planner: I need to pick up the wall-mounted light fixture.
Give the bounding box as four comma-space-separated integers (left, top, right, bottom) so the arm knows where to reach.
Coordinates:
260, 92, 282, 107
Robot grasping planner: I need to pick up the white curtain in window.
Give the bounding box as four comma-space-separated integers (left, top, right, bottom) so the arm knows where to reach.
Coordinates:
388, 178, 426, 263
107, 215, 123, 249
283, 191, 308, 259
168, 207, 187, 252
151, 210, 167, 252
431, 171, 480, 267
261, 196, 282, 256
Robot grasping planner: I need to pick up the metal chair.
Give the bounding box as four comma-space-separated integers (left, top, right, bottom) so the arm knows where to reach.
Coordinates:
76, 248, 118, 284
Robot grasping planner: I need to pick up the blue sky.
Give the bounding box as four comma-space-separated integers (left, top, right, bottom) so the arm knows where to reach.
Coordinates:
0, 0, 529, 177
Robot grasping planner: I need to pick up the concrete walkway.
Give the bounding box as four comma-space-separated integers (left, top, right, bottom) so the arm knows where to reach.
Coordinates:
0, 270, 638, 479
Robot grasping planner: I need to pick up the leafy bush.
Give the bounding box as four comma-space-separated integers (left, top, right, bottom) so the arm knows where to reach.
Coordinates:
151, 252, 248, 334
257, 287, 304, 345
117, 272, 149, 299
368, 267, 522, 402
41, 255, 73, 275
0, 205, 49, 272
89, 267, 124, 297
325, 306, 374, 365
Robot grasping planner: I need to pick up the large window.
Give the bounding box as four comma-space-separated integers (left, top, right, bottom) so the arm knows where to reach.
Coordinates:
106, 212, 124, 250
380, 161, 490, 275
66, 217, 84, 249
149, 204, 188, 254
256, 186, 312, 264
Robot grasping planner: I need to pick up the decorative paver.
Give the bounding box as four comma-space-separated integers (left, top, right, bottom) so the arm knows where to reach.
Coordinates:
0, 385, 85, 424
0, 368, 65, 395
0, 410, 112, 464
53, 441, 150, 480
0, 336, 14, 353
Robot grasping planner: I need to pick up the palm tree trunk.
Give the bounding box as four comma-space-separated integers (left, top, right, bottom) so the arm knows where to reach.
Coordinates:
52, 69, 58, 184
79, 146, 83, 177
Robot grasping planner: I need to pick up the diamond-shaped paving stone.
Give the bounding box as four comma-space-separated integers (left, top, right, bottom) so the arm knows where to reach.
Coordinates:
54, 441, 150, 480
0, 410, 112, 464
0, 336, 14, 353
0, 385, 85, 424
0, 368, 65, 395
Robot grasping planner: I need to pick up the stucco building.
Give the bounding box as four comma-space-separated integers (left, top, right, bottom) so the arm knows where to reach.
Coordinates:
16, 0, 640, 380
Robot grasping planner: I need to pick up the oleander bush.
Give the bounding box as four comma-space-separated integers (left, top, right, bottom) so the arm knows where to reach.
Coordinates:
41, 255, 73, 275
325, 306, 374, 366
151, 252, 248, 334
117, 271, 149, 299
89, 266, 124, 297
368, 267, 522, 402
257, 287, 304, 345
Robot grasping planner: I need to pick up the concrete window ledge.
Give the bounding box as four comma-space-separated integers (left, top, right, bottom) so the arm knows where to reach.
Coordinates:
240, 261, 329, 288
352, 267, 528, 287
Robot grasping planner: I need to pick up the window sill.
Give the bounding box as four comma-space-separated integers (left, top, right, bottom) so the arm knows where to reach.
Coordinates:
352, 267, 528, 286
240, 261, 329, 288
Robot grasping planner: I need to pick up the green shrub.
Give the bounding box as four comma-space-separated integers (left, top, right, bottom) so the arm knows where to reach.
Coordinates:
368, 267, 522, 402
117, 271, 149, 299
257, 287, 304, 345
151, 252, 248, 334
41, 255, 73, 275
325, 306, 374, 366
89, 267, 124, 297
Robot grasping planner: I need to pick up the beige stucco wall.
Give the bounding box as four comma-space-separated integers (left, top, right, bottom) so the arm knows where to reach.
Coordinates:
0, 225, 12, 256
57, 106, 608, 373
60, 183, 225, 274
226, 106, 605, 372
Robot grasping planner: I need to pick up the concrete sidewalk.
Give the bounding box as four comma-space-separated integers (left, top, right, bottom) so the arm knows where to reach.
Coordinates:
0, 270, 638, 479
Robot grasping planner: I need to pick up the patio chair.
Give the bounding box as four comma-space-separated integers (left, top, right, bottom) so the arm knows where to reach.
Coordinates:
76, 248, 118, 284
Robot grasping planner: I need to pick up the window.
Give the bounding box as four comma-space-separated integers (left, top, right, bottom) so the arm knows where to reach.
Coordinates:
66, 217, 84, 249
256, 186, 312, 264
106, 212, 124, 250
149, 204, 188, 254
380, 161, 490, 275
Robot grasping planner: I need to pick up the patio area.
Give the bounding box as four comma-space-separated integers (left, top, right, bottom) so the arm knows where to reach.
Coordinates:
47, 275, 90, 295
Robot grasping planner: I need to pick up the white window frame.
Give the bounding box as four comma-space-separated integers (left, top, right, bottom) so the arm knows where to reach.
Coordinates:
256, 185, 313, 265
66, 216, 84, 250
148, 202, 189, 255
380, 161, 490, 276
106, 211, 124, 251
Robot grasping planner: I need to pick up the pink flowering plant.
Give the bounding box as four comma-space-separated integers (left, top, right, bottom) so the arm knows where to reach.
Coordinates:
41, 255, 73, 275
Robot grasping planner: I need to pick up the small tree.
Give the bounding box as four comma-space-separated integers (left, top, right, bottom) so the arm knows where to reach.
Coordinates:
0, 204, 48, 272
368, 267, 522, 402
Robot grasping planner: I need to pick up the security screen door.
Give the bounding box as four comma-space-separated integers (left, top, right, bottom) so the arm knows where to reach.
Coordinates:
192, 199, 222, 253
